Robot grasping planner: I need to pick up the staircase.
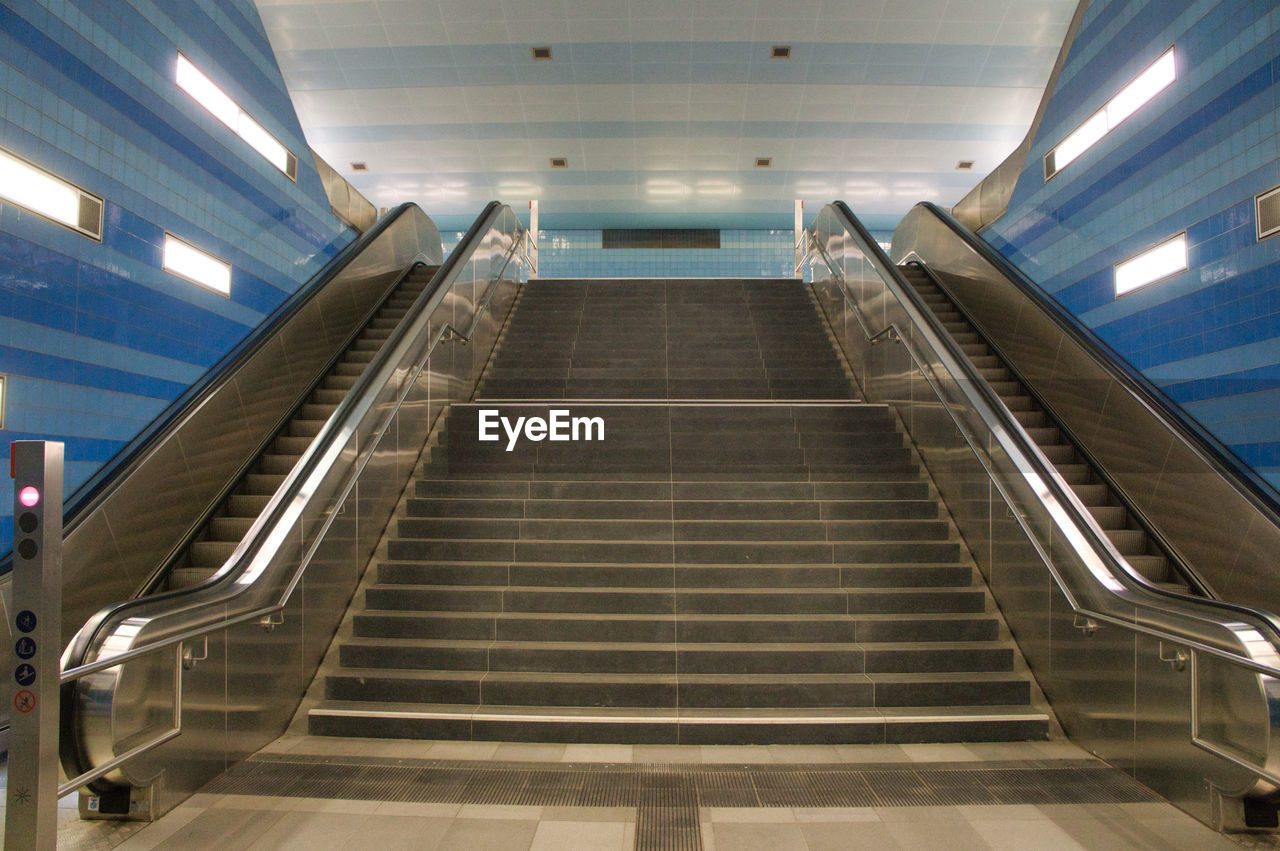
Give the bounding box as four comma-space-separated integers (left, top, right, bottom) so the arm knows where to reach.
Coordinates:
168, 264, 439, 589
304, 277, 1050, 744
898, 262, 1187, 591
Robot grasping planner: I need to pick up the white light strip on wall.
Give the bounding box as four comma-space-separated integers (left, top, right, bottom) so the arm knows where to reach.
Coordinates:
1046, 48, 1176, 179
1115, 233, 1187, 296
0, 147, 103, 239
175, 54, 295, 179
0, 374, 6, 430
163, 234, 232, 296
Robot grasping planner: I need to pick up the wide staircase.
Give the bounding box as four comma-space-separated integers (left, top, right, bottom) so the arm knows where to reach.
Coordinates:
304, 278, 1050, 744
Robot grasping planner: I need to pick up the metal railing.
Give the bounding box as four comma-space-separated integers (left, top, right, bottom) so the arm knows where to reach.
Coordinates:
802, 200, 1280, 823
57, 202, 528, 811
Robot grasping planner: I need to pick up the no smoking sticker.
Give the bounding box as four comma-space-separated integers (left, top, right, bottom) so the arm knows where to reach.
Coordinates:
14, 690, 35, 713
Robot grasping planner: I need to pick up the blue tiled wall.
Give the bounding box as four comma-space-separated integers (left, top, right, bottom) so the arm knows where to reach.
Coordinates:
0, 0, 356, 551
444, 227, 799, 279
532, 230, 795, 279
982, 0, 1280, 488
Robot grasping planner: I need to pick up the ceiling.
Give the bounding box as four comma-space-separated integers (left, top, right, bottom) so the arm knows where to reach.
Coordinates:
254, 0, 1077, 232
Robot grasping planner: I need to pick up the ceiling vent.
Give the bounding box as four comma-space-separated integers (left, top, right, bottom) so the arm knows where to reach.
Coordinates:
771, 46, 792, 59
550, 157, 569, 168
532, 46, 552, 60
956, 160, 975, 171
755, 157, 772, 168
350, 162, 368, 172
1258, 185, 1280, 240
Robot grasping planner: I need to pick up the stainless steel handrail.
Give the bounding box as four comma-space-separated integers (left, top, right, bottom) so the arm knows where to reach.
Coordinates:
911, 200, 1280, 568
898, 254, 1218, 600
808, 200, 1280, 790
57, 202, 527, 796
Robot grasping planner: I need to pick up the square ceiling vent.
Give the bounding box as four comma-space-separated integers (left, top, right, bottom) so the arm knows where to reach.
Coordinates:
532, 46, 552, 60
550, 157, 568, 168
771, 46, 791, 59
755, 157, 772, 168
351, 162, 368, 172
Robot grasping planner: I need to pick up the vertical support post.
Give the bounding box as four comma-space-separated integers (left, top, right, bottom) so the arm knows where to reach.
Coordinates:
528, 200, 539, 279
7, 440, 63, 851
794, 199, 805, 275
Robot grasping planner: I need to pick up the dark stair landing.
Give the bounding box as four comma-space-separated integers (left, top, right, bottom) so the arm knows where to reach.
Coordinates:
304, 278, 1049, 745
478, 278, 856, 400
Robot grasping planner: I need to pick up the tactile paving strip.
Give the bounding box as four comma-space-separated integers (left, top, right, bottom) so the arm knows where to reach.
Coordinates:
205, 756, 1159, 850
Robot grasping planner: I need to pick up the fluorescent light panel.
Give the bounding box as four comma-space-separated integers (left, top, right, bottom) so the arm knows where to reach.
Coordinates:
176, 54, 295, 179
164, 234, 231, 295
0, 374, 6, 429
1115, 233, 1187, 296
0, 147, 102, 238
1047, 49, 1176, 179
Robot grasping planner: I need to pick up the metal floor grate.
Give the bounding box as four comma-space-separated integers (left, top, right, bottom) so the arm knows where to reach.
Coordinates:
204, 755, 1159, 850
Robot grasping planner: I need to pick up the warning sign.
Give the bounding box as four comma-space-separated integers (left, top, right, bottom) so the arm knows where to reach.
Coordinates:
14, 690, 35, 713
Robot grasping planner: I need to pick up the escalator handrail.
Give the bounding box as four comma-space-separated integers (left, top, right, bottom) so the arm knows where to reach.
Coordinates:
818, 200, 1280, 667
0, 203, 417, 577
900, 256, 1218, 600
918, 200, 1280, 532
60, 201, 511, 679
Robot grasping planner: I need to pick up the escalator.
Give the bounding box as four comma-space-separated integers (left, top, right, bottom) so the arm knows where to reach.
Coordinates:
807, 199, 1280, 830
54, 202, 530, 817
897, 262, 1195, 593
166, 264, 436, 590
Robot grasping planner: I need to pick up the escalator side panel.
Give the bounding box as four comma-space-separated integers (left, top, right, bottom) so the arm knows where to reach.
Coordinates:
51, 207, 442, 646
892, 204, 1280, 619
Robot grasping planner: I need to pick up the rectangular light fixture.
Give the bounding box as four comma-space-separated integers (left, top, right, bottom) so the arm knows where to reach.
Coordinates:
0, 146, 103, 239
1115, 233, 1187, 296
1046, 48, 1176, 179
176, 54, 297, 181
163, 233, 231, 296
1256, 184, 1280, 241
0, 374, 6, 429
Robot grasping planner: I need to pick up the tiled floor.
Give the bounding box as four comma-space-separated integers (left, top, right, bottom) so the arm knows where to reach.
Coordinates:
5, 739, 1279, 850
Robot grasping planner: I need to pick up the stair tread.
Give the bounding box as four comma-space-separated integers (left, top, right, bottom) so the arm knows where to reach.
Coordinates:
337, 637, 1009, 652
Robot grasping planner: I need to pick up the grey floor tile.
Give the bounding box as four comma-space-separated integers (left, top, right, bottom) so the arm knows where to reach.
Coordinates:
529, 820, 628, 850
801, 820, 905, 850
491, 743, 568, 763
711, 821, 809, 851
342, 814, 453, 851
882, 815, 992, 850
245, 810, 374, 851
438, 817, 538, 851
150, 807, 288, 850
968, 816, 1088, 850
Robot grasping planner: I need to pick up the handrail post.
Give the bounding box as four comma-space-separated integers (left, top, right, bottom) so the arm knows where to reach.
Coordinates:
7, 441, 63, 850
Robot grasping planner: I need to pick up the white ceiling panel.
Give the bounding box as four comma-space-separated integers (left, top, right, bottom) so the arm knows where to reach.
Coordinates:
256, 0, 1076, 229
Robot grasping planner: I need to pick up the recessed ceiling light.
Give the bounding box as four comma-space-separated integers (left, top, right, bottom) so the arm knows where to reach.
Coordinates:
755, 157, 772, 168
532, 46, 552, 60
550, 157, 568, 168
771, 46, 791, 59
956, 160, 975, 170
351, 162, 368, 172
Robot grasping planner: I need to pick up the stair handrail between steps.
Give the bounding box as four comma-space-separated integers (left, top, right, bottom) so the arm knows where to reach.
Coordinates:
56, 202, 529, 797
808, 200, 1280, 792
